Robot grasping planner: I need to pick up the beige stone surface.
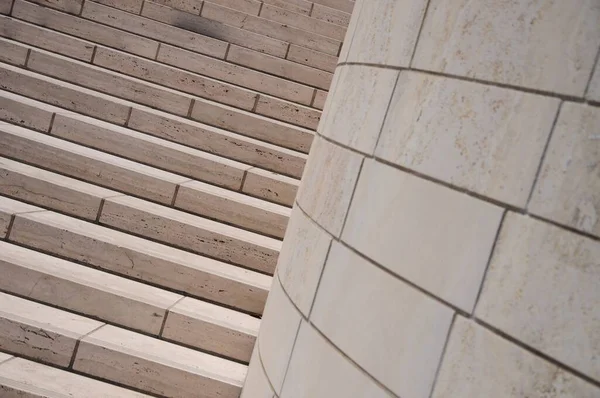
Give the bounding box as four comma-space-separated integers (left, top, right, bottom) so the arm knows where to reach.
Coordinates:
0, 157, 117, 220
312, 90, 328, 110
312, 242, 454, 398
175, 180, 290, 239
191, 98, 314, 153
82, 1, 227, 58
0, 90, 55, 132
11, 211, 271, 314
127, 106, 307, 178
264, 0, 310, 15
320, 65, 398, 153
52, 112, 248, 190
277, 206, 331, 316
228, 45, 333, 90
74, 325, 246, 398
376, 71, 560, 207
13, 0, 158, 58
99, 196, 281, 274
588, 61, 600, 102
162, 297, 260, 362
260, 4, 346, 40
0, 0, 11, 14
142, 2, 287, 58
0, 353, 11, 363
476, 213, 600, 380
432, 317, 600, 398
0, 241, 182, 335
281, 321, 392, 398
0, 292, 103, 367
337, 0, 362, 62
243, 168, 300, 207
241, 347, 275, 398
92, 0, 143, 13
0, 16, 95, 62
297, 136, 363, 236
0, 195, 42, 238
0, 37, 28, 66
413, 0, 600, 96
312, 0, 354, 13
529, 103, 600, 237
158, 44, 313, 105
201, 1, 341, 55
286, 45, 337, 73
0, 358, 151, 397
343, 159, 503, 312
207, 0, 261, 15
345, 0, 427, 66
94, 46, 257, 111
312, 3, 351, 26
0, 122, 185, 205
28, 49, 193, 117
0, 63, 131, 125
146, 0, 199, 14
258, 278, 301, 393
256, 95, 321, 130
27, 0, 82, 14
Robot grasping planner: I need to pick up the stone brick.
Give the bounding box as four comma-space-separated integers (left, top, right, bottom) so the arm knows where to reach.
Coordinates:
240, 347, 275, 398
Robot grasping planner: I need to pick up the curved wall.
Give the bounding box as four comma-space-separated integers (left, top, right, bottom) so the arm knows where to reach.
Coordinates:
243, 0, 600, 397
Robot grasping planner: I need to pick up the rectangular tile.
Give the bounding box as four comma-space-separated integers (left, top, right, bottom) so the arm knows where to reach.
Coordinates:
286, 44, 337, 73
228, 45, 334, 90
312, 3, 351, 26
260, 4, 346, 40
28, 49, 193, 116
0, 195, 43, 239
0, 16, 95, 61
0, 292, 102, 368
262, 0, 311, 15
142, 2, 287, 57
208, 0, 261, 15
82, 0, 227, 58
281, 322, 391, 397
99, 195, 281, 274
312, 242, 454, 398
27, 0, 82, 14
11, 211, 271, 315
342, 159, 503, 312
241, 347, 275, 398
432, 317, 600, 398
92, 0, 143, 13
0, 156, 117, 220
243, 168, 300, 207
376, 71, 560, 207
296, 136, 363, 236
74, 325, 246, 397
313, 90, 327, 110
255, 95, 321, 130
94, 46, 257, 110
529, 102, 600, 237
412, 0, 600, 96
12, 0, 158, 58
202, 1, 341, 55
0, 0, 12, 14
311, 0, 354, 13
158, 44, 313, 105
0, 241, 182, 335
476, 212, 600, 381
0, 89, 55, 132
150, 0, 203, 14
0, 37, 28, 66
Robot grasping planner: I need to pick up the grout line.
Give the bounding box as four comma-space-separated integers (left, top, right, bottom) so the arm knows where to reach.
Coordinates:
306, 238, 333, 319
23, 48, 31, 67
239, 170, 249, 192
0, 355, 17, 366
251, 95, 260, 112
309, 89, 317, 107
525, 101, 563, 208
4, 215, 16, 240
224, 42, 231, 60
284, 43, 291, 59
170, 184, 181, 207
338, 157, 364, 236
471, 210, 507, 314
308, 2, 314, 17
427, 313, 457, 398
124, 107, 134, 126
198, 0, 204, 16
78, 0, 85, 16
408, 0, 432, 67
583, 45, 600, 98
154, 42, 161, 60
47, 113, 56, 135
158, 296, 186, 336
256, 338, 284, 396
89, 45, 98, 64
95, 199, 106, 223
69, 323, 107, 369
8, 0, 15, 15
257, 1, 263, 16
371, 70, 401, 155
186, 99, 195, 117
139, 0, 146, 15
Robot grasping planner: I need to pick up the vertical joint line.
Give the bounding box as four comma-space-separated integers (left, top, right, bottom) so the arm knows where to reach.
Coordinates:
285, 43, 291, 59
408, 0, 432, 67
47, 113, 56, 135
338, 157, 365, 237
159, 296, 185, 337
239, 169, 249, 192
24, 49, 31, 68
584, 45, 600, 97
4, 215, 16, 241
224, 42, 231, 60
95, 199, 106, 223
251, 95, 260, 112
69, 323, 106, 369
154, 42, 161, 60
372, 71, 402, 156
78, 0, 85, 16
9, 0, 15, 15
124, 107, 134, 126
307, 239, 333, 318
90, 46, 98, 64
186, 99, 195, 118
257, 1, 263, 16
198, 0, 205, 16
427, 313, 457, 398
170, 185, 181, 207
139, 0, 146, 15
308, 2, 314, 16
310, 89, 318, 107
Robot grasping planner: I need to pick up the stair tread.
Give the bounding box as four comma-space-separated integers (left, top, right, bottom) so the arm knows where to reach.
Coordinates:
10, 210, 270, 314
0, 196, 43, 238
0, 239, 182, 335
243, 167, 300, 207
75, 324, 246, 397
0, 38, 28, 66
0, 357, 151, 397
260, 3, 346, 41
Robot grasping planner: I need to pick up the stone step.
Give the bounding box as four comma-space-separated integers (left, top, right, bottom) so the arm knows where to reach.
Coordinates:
0, 242, 260, 362
0, 357, 151, 397
259, 4, 346, 41
0, 50, 315, 153
312, 0, 354, 14
73, 324, 246, 397
242, 167, 300, 207
9, 210, 270, 314
98, 195, 281, 273
198, 1, 342, 55
0, 37, 28, 66
0, 156, 118, 221
287, 44, 338, 73
311, 3, 351, 26
0, 196, 43, 239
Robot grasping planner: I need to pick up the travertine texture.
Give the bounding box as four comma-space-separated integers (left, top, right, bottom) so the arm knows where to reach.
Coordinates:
244, 2, 600, 397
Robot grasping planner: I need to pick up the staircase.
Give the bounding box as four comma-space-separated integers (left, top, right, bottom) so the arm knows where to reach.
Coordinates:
0, 0, 350, 396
